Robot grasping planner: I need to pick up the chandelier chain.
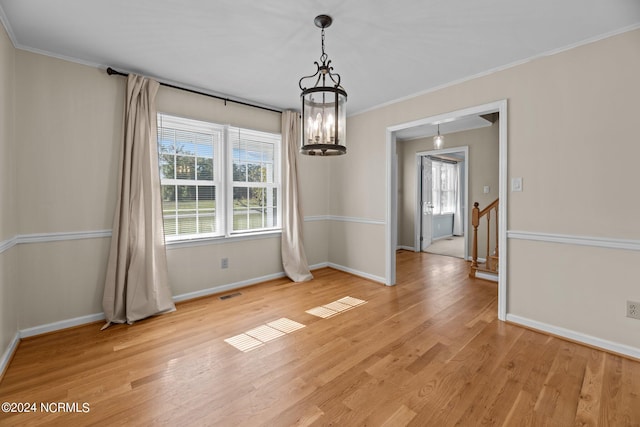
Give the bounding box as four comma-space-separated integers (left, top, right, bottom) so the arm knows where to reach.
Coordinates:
320, 28, 328, 63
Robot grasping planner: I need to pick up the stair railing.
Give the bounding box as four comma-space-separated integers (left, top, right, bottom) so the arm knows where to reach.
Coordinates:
470, 198, 499, 277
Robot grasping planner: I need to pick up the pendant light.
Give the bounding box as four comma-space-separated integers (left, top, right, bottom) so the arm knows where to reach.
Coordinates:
433, 123, 444, 149
299, 15, 347, 156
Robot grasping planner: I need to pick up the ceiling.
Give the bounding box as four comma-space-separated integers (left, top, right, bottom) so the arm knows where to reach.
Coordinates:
395, 114, 494, 141
1, 0, 639, 115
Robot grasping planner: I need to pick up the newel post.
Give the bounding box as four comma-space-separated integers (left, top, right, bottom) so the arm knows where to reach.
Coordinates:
470, 202, 480, 276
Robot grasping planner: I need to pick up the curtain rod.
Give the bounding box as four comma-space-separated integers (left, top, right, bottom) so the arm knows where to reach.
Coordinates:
427, 155, 459, 164
106, 67, 282, 114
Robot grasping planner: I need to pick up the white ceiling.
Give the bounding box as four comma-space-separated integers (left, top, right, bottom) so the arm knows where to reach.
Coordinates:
395, 115, 494, 141
1, 0, 639, 115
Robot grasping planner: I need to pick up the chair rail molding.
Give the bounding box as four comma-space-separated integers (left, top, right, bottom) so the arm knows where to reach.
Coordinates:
507, 230, 640, 252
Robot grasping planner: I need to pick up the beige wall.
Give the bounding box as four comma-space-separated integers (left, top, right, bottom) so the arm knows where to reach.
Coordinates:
331, 28, 640, 351
0, 22, 17, 358
3, 20, 639, 359
397, 123, 499, 251
10, 49, 330, 330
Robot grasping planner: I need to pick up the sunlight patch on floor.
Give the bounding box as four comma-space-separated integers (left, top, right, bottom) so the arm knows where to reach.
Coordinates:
224, 317, 306, 352
224, 333, 264, 352
306, 296, 368, 319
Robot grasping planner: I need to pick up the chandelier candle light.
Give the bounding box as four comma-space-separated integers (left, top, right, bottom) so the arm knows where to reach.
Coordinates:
299, 15, 347, 156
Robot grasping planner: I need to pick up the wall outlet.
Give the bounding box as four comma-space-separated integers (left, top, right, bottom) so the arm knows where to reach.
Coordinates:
221, 258, 229, 269
627, 301, 640, 319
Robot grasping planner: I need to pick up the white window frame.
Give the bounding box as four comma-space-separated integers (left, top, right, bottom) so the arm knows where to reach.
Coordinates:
226, 126, 282, 236
157, 113, 281, 243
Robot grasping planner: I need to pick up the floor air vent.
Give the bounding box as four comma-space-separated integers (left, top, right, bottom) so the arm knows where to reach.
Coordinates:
219, 292, 242, 300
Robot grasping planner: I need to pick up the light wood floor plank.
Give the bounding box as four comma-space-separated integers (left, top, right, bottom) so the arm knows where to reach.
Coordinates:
1, 251, 639, 426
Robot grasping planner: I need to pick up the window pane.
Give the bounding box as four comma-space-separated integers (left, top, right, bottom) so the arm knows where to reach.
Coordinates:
233, 163, 247, 182
176, 156, 195, 180
249, 187, 264, 207
159, 154, 175, 180
247, 164, 262, 183
163, 217, 176, 236
196, 157, 213, 181
249, 209, 264, 229
161, 185, 176, 236
233, 187, 249, 231
198, 185, 216, 209
199, 215, 215, 234
176, 130, 196, 155
195, 134, 214, 157
198, 185, 216, 232
176, 185, 196, 235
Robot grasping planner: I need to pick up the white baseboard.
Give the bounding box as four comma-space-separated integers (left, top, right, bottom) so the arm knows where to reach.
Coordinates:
475, 271, 498, 282
172, 271, 286, 303
506, 314, 640, 360
309, 261, 386, 284
13, 263, 383, 342
0, 332, 20, 378
309, 262, 329, 270
20, 312, 106, 338
396, 245, 416, 251
326, 262, 386, 284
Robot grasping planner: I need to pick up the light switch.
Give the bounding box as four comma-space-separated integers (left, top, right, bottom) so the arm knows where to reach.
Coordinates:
483, 186, 490, 194
511, 177, 523, 192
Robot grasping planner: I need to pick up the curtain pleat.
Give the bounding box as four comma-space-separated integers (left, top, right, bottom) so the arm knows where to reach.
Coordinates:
281, 111, 313, 282
102, 74, 176, 328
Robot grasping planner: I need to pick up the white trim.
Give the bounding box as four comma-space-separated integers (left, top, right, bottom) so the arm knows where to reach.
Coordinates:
304, 215, 329, 222
507, 230, 640, 252
351, 24, 640, 117
0, 5, 18, 47
315, 259, 413, 284
166, 230, 281, 250
0, 332, 20, 378
0, 236, 17, 254
475, 271, 498, 282
309, 262, 330, 270
385, 130, 398, 286
506, 314, 640, 361
172, 271, 287, 303
397, 245, 416, 252
386, 100, 508, 320
497, 101, 508, 321
17, 230, 112, 244
19, 313, 106, 338
304, 215, 385, 225
311, 261, 385, 284
327, 263, 386, 285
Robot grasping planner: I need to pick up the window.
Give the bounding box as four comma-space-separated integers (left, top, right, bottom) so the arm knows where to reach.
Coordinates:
431, 161, 457, 215
229, 127, 279, 233
157, 114, 281, 241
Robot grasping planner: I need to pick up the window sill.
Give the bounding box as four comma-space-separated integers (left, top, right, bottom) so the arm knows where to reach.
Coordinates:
165, 229, 282, 250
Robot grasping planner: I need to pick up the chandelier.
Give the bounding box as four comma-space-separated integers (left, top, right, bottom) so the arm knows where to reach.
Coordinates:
433, 123, 444, 149
299, 15, 347, 156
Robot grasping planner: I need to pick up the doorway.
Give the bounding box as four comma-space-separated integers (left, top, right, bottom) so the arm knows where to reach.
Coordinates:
385, 100, 508, 321
418, 148, 468, 260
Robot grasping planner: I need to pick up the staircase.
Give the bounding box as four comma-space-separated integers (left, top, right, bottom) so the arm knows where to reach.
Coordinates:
469, 198, 499, 281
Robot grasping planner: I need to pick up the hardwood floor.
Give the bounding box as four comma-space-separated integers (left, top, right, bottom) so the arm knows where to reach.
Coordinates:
1, 251, 639, 426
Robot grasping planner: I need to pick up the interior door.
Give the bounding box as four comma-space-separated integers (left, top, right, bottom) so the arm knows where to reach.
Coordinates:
421, 156, 433, 251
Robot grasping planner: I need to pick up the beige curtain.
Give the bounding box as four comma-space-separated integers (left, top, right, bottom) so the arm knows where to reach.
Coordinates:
281, 111, 313, 282
102, 74, 175, 328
